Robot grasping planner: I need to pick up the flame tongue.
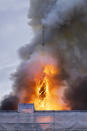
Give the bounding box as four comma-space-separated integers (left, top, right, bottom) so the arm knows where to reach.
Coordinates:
34, 64, 65, 110
38, 75, 47, 100
35, 65, 50, 110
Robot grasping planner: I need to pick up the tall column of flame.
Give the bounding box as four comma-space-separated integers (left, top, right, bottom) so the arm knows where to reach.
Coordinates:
34, 64, 66, 110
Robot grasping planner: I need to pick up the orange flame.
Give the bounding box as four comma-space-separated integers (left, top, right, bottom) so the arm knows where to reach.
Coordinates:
32, 64, 68, 110
19, 54, 69, 111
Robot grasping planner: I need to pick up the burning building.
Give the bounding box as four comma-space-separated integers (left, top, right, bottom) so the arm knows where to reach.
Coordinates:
0, 0, 87, 130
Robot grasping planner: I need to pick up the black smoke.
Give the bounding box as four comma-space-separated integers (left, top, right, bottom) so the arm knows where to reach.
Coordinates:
64, 76, 87, 110
0, 95, 19, 111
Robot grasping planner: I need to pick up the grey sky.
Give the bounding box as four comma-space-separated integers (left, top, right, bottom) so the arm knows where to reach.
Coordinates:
0, 0, 33, 100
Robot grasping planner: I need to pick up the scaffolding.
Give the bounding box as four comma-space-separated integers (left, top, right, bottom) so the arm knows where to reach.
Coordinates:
0, 110, 87, 131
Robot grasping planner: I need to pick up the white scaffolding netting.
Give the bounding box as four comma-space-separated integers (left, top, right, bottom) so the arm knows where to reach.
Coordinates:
0, 111, 87, 131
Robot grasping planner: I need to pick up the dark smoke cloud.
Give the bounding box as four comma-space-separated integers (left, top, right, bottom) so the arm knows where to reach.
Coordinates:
0, 95, 19, 111
19, 0, 87, 81
64, 76, 87, 110
1, 0, 87, 110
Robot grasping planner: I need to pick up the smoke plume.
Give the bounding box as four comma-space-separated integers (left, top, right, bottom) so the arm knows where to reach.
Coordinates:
64, 75, 87, 110
0, 95, 18, 111
1, 0, 87, 110
20, 0, 87, 80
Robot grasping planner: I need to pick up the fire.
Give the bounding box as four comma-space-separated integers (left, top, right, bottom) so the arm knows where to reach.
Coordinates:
19, 54, 69, 110
33, 64, 68, 110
